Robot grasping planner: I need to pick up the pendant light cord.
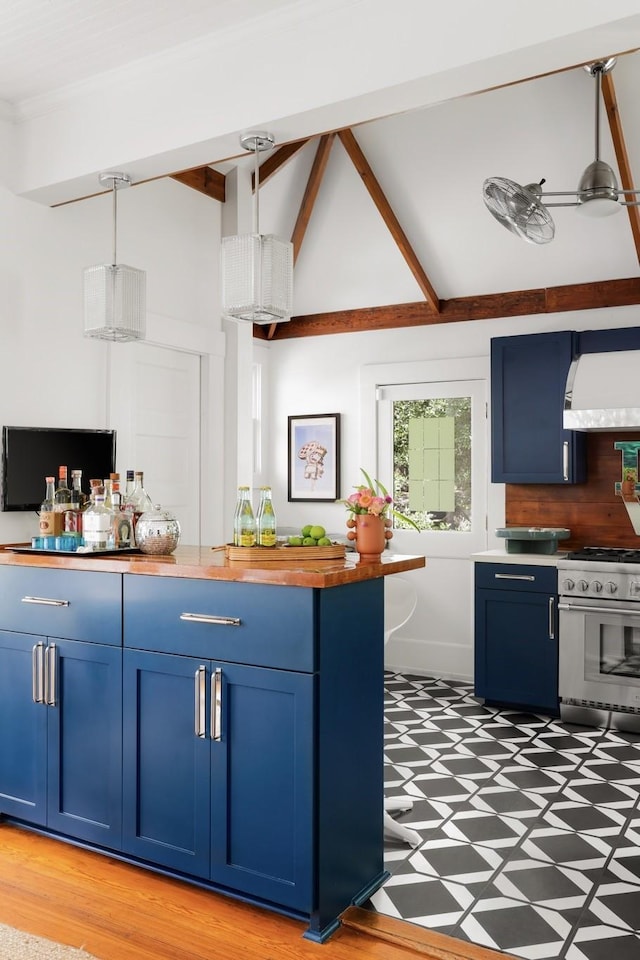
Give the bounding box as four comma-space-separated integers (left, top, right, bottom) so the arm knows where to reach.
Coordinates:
112, 179, 118, 266
594, 64, 601, 163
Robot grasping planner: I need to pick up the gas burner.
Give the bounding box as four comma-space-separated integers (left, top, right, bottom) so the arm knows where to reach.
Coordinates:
567, 546, 640, 563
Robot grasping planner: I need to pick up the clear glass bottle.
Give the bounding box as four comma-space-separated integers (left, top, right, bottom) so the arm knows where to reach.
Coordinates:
257, 486, 277, 547
125, 470, 135, 500
82, 494, 113, 550
126, 471, 154, 544
234, 486, 256, 547
40, 476, 61, 537
65, 469, 87, 539
111, 477, 132, 548
70, 469, 88, 508
54, 465, 72, 515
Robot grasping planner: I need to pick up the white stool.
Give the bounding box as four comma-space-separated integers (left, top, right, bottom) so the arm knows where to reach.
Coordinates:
384, 576, 421, 848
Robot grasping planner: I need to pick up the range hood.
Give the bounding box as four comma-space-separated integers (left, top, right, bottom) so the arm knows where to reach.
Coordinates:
564, 350, 640, 431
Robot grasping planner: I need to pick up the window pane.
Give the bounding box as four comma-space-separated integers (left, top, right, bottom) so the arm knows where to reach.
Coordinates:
392, 397, 471, 532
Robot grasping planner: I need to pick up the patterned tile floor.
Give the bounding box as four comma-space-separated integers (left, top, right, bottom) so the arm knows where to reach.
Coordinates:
368, 673, 640, 960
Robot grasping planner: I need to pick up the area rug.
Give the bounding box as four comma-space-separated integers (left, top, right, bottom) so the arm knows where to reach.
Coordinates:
0, 921, 98, 960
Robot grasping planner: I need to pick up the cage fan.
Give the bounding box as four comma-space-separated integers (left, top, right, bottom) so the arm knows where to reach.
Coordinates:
482, 58, 640, 242
482, 177, 555, 244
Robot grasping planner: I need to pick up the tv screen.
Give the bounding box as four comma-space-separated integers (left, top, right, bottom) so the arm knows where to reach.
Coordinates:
1, 426, 117, 511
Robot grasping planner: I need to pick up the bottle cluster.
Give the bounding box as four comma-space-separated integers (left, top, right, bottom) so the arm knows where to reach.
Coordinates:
35, 467, 153, 552
233, 486, 277, 547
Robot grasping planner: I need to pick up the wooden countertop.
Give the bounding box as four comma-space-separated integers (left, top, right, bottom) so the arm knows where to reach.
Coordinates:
0, 544, 426, 588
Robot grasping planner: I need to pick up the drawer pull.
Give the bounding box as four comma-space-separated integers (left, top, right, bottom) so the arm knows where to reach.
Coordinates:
22, 596, 70, 607
211, 668, 222, 742
194, 666, 206, 738
180, 613, 241, 627
494, 574, 536, 582
548, 596, 555, 640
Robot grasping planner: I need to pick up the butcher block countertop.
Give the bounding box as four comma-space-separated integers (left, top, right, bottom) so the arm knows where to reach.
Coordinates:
0, 544, 425, 588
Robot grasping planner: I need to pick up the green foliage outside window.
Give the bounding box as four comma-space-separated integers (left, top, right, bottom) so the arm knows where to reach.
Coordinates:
392, 397, 472, 532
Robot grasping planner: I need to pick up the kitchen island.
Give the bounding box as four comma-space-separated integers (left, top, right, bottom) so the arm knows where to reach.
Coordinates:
0, 544, 424, 942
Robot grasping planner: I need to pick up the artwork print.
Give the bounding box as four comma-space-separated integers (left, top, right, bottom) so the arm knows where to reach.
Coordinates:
288, 414, 340, 501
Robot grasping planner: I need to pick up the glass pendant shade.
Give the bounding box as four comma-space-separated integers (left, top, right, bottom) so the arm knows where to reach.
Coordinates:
221, 232, 293, 324
84, 263, 146, 341
83, 171, 146, 342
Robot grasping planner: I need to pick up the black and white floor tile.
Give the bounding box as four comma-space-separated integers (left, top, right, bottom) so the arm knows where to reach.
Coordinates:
369, 673, 640, 959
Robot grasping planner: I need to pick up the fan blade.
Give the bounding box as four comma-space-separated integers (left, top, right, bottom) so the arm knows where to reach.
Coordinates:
483, 177, 555, 244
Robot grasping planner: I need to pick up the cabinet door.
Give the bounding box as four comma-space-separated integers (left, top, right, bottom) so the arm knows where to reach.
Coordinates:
122, 649, 211, 878
491, 331, 586, 483
210, 662, 314, 913
47, 639, 122, 847
0, 631, 47, 823
475, 587, 558, 714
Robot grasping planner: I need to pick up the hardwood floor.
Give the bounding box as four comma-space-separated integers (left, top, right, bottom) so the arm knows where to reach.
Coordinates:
0, 822, 511, 960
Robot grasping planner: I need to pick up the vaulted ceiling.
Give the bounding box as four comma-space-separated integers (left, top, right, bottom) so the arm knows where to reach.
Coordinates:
3, 2, 640, 340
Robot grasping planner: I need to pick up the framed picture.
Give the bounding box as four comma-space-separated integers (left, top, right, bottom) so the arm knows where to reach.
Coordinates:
288, 413, 341, 502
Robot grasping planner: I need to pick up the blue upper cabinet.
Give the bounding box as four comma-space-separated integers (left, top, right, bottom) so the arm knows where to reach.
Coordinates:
491, 331, 586, 484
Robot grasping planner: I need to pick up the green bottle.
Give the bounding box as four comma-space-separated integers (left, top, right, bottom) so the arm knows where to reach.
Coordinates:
257, 486, 277, 547
234, 486, 256, 547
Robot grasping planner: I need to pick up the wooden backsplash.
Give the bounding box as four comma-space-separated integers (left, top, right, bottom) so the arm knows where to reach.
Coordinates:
505, 432, 640, 551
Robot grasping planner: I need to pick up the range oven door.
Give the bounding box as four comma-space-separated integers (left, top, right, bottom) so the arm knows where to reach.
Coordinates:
558, 598, 640, 712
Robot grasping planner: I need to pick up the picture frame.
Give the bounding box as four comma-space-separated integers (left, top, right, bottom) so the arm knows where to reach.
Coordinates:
288, 413, 341, 502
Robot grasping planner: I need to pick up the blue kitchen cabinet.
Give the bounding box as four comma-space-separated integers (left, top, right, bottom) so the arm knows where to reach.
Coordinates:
123, 573, 385, 942
474, 563, 559, 715
122, 650, 313, 911
0, 630, 122, 846
491, 330, 586, 483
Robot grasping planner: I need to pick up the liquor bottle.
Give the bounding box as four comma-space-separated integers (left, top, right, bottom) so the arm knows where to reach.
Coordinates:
234, 486, 256, 547
111, 476, 132, 548
54, 465, 72, 515
257, 486, 277, 547
83, 494, 113, 550
103, 477, 114, 512
124, 469, 135, 500
40, 476, 62, 537
65, 470, 87, 538
126, 471, 154, 543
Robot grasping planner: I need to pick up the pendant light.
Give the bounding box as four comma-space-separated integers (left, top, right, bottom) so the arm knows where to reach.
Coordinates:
221, 132, 293, 324
84, 171, 146, 341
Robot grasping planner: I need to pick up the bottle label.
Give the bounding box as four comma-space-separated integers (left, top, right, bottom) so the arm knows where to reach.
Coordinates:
239, 530, 256, 547
40, 511, 62, 536
259, 530, 277, 547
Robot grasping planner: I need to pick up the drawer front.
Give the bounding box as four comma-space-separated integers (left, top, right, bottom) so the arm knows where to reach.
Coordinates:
123, 576, 315, 671
475, 563, 557, 594
0, 567, 122, 645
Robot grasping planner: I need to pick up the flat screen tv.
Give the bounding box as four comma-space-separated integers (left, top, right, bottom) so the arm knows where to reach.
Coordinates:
1, 426, 117, 511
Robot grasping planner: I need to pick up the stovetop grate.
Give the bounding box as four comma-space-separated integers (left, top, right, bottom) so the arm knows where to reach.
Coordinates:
567, 546, 640, 563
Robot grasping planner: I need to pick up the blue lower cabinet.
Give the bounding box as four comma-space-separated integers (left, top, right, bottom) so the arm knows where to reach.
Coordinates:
474, 564, 559, 715
122, 650, 313, 912
0, 630, 122, 846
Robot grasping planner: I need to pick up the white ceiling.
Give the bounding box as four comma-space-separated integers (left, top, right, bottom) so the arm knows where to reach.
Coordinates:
0, 0, 296, 102
1, 2, 640, 318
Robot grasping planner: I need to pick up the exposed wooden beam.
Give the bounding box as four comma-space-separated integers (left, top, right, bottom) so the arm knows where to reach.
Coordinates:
291, 134, 336, 265
170, 167, 225, 203
251, 139, 310, 191
601, 70, 640, 266
265, 134, 336, 341
253, 276, 640, 340
337, 128, 440, 313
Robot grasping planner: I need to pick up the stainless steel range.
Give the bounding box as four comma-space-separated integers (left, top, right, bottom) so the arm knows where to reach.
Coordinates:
558, 547, 640, 731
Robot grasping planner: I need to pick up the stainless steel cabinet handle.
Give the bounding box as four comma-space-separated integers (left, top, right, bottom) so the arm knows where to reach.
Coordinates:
548, 597, 555, 640
22, 596, 70, 607
45, 643, 57, 706
32, 643, 45, 703
194, 666, 206, 738
563, 441, 569, 481
180, 613, 241, 627
559, 601, 640, 617
211, 668, 222, 742
494, 573, 536, 581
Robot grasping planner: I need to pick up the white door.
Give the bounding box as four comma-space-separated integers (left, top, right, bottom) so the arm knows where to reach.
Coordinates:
108, 343, 201, 545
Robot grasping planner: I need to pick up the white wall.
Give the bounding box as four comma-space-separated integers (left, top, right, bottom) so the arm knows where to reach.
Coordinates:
264, 303, 640, 682
0, 176, 222, 545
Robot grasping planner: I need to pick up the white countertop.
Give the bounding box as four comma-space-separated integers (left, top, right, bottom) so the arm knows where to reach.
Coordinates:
472, 549, 568, 567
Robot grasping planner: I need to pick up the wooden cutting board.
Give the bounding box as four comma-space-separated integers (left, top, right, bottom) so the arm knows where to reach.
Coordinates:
225, 543, 346, 563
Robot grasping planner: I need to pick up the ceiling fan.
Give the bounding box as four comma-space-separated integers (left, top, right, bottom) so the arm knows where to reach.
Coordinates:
482, 58, 640, 244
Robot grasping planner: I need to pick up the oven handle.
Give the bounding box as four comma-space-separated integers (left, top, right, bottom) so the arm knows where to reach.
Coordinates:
559, 601, 640, 617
